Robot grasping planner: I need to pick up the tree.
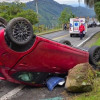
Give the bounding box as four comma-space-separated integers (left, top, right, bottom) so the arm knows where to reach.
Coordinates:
59, 8, 75, 24
84, 0, 100, 21
94, 2, 100, 21
0, 2, 38, 25
84, 0, 99, 7
17, 10, 38, 25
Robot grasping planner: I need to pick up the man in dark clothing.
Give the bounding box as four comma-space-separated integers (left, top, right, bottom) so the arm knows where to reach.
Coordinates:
64, 24, 67, 30
79, 23, 85, 40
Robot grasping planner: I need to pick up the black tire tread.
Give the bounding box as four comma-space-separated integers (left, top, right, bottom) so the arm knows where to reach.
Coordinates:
5, 17, 35, 45
60, 40, 72, 46
89, 46, 100, 66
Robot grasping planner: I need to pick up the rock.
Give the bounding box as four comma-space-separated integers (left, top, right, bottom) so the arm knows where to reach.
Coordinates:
65, 63, 96, 93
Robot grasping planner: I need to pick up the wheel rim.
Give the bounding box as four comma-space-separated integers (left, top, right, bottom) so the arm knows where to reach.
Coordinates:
12, 21, 32, 43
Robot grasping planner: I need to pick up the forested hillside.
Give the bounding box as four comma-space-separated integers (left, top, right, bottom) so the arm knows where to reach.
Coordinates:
26, 0, 95, 26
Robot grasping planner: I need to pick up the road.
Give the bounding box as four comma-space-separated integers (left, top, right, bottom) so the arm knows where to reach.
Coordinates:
42, 27, 100, 47
0, 27, 100, 100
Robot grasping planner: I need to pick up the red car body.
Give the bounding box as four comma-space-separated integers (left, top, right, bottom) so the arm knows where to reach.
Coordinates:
0, 29, 89, 86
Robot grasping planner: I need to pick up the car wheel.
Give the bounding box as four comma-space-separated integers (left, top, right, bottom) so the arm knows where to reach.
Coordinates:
5, 17, 35, 45
89, 46, 100, 68
60, 40, 72, 46
0, 17, 7, 28
70, 34, 72, 37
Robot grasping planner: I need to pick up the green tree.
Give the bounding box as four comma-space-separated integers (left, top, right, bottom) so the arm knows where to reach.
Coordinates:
17, 10, 38, 25
84, 0, 99, 7
84, 0, 100, 21
0, 2, 38, 25
59, 8, 75, 24
94, 2, 100, 21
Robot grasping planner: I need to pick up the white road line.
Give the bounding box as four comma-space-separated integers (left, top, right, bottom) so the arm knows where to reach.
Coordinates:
77, 33, 95, 47
0, 85, 25, 100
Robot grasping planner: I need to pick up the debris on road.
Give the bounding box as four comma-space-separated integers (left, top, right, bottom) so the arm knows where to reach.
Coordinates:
46, 77, 65, 91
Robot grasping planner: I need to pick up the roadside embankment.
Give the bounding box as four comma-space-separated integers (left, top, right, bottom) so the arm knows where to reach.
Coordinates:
82, 32, 100, 48
70, 32, 100, 100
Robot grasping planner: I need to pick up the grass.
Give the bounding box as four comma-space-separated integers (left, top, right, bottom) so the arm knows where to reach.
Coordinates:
69, 32, 100, 100
71, 78, 100, 100
91, 32, 100, 46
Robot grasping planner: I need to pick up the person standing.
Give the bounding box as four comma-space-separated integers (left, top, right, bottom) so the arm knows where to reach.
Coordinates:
79, 23, 85, 40
64, 24, 67, 30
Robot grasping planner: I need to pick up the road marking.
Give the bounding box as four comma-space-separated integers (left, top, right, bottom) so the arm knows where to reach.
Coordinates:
52, 34, 69, 40
77, 33, 95, 47
0, 85, 25, 100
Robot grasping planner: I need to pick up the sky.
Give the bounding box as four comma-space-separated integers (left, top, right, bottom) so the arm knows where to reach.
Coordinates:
0, 0, 85, 7
54, 0, 85, 7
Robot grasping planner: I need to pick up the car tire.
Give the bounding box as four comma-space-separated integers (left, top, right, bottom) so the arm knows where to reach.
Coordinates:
60, 40, 72, 46
89, 46, 100, 67
5, 17, 35, 45
70, 34, 73, 37
0, 17, 7, 28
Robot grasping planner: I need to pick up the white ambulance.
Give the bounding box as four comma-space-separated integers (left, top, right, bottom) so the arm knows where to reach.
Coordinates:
69, 18, 87, 37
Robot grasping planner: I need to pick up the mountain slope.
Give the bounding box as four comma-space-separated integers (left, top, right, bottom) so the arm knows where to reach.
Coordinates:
26, 0, 95, 26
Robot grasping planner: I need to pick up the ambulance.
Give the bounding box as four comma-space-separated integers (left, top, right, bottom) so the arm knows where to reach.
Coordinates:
69, 18, 87, 37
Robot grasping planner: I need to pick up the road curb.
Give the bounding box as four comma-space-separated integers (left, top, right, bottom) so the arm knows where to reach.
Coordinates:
37, 29, 63, 36
77, 31, 100, 47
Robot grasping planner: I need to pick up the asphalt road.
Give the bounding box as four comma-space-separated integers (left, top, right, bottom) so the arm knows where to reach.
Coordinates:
42, 27, 100, 47
0, 27, 100, 100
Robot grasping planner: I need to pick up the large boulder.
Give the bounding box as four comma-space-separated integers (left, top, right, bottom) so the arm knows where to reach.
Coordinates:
65, 63, 96, 93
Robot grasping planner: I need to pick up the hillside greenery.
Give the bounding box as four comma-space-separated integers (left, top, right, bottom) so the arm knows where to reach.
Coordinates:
0, 0, 96, 27
0, 2, 38, 25
59, 8, 76, 24
95, 2, 100, 22
26, 0, 95, 26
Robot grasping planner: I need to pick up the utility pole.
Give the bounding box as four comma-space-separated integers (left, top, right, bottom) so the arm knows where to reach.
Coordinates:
35, 0, 39, 14
34, 0, 40, 32
78, 0, 82, 7
78, 0, 82, 17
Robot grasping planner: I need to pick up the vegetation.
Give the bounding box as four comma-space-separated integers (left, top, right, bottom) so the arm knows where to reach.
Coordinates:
70, 32, 100, 100
92, 32, 100, 46
0, 2, 38, 25
84, 0, 100, 22
0, 0, 95, 27
84, 0, 99, 8
84, 0, 100, 8
59, 8, 75, 24
94, 2, 100, 22
26, 0, 95, 26
72, 78, 100, 100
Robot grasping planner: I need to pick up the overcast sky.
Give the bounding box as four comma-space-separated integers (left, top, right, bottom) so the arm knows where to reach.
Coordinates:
0, 0, 85, 7
55, 0, 85, 6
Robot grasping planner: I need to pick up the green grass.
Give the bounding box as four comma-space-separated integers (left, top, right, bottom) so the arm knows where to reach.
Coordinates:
71, 78, 100, 100
91, 32, 100, 46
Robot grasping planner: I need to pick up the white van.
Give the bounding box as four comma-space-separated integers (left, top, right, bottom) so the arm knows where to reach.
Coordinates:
69, 18, 87, 37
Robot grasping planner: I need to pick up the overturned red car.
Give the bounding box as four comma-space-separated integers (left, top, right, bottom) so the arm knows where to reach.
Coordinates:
0, 17, 99, 86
